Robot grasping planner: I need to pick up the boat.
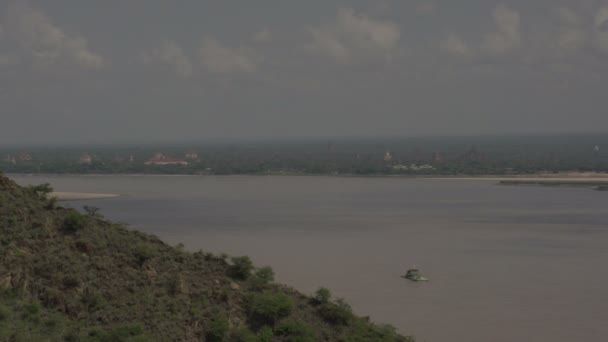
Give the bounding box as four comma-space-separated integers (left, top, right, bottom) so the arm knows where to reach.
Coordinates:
403, 267, 428, 282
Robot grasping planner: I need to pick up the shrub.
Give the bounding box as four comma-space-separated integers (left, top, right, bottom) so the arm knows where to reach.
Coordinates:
256, 326, 273, 342
63, 211, 87, 233
45, 197, 58, 210
248, 292, 293, 326
90, 324, 149, 342
233, 327, 272, 342
0, 304, 10, 321
63, 276, 80, 289
206, 316, 230, 342
318, 298, 352, 326
228, 256, 254, 280
275, 320, 316, 342
313, 287, 331, 305
133, 243, 157, 266
84, 206, 103, 218
29, 183, 53, 200
251, 266, 274, 289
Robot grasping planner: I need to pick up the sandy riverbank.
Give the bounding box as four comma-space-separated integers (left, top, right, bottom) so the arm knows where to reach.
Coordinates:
52, 192, 121, 201
432, 177, 608, 182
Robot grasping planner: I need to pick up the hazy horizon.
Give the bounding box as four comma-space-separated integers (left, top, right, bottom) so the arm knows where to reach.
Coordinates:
2, 0, 608, 144
1, 131, 606, 149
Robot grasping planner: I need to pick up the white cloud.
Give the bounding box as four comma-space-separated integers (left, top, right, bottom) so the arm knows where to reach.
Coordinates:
441, 5, 521, 60
594, 7, 608, 54
557, 7, 583, 26
440, 33, 474, 59
306, 8, 400, 64
141, 40, 193, 78
481, 5, 521, 55
199, 36, 260, 74
3, 2, 105, 70
253, 29, 272, 43
554, 8, 587, 51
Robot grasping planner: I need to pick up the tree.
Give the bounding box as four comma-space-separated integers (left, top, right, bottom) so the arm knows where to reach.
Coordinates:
248, 292, 293, 326
63, 211, 87, 233
228, 256, 254, 280
313, 287, 331, 305
251, 266, 274, 289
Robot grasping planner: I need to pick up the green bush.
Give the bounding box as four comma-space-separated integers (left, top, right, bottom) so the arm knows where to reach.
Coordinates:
313, 287, 331, 305
206, 316, 230, 342
248, 292, 293, 326
228, 256, 254, 280
87, 324, 150, 342
0, 304, 10, 321
318, 298, 352, 326
63, 211, 87, 233
233, 326, 272, 342
275, 320, 316, 342
250, 266, 274, 289
133, 243, 157, 266
29, 183, 53, 200
45, 197, 58, 210
84, 206, 103, 218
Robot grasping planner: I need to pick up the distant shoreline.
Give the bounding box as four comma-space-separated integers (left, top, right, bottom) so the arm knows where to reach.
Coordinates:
8, 172, 608, 182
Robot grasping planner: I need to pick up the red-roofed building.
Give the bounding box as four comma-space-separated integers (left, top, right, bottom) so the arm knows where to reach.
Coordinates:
145, 153, 189, 166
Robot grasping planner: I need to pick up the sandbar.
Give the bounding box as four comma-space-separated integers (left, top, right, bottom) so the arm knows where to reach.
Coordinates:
52, 192, 121, 201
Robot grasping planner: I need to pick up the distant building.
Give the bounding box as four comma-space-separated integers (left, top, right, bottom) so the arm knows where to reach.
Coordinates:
185, 150, 199, 161
594, 145, 601, 157
392, 164, 435, 172
464, 146, 484, 162
145, 153, 188, 166
79, 153, 93, 165
432, 151, 442, 162
17, 152, 32, 161
384, 151, 393, 162
392, 164, 409, 171
4, 155, 16, 164
129, 155, 135, 163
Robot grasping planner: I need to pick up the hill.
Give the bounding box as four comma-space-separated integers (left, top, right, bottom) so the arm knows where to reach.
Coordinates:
0, 175, 413, 342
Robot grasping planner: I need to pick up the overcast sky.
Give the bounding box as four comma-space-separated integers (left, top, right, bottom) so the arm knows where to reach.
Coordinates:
1, 0, 607, 144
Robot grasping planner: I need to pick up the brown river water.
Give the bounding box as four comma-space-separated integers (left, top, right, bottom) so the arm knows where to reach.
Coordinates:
10, 175, 608, 342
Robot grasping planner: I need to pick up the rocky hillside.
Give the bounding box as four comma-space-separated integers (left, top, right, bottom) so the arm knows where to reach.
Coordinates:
0, 175, 414, 342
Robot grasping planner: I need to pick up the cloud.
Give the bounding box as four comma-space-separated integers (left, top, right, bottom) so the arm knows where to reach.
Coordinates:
557, 7, 583, 26
555, 8, 587, 52
141, 40, 194, 78
480, 5, 521, 55
2, 2, 105, 70
253, 29, 272, 43
594, 6, 608, 54
440, 33, 474, 59
306, 8, 400, 64
199, 36, 260, 74
441, 4, 521, 60
416, 1, 437, 16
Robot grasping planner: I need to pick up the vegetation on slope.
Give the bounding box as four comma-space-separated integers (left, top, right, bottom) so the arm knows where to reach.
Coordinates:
0, 175, 413, 342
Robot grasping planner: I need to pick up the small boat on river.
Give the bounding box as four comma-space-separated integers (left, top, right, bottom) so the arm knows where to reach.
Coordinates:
403, 267, 428, 282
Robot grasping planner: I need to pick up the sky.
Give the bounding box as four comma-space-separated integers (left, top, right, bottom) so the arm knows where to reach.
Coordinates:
1, 0, 607, 144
